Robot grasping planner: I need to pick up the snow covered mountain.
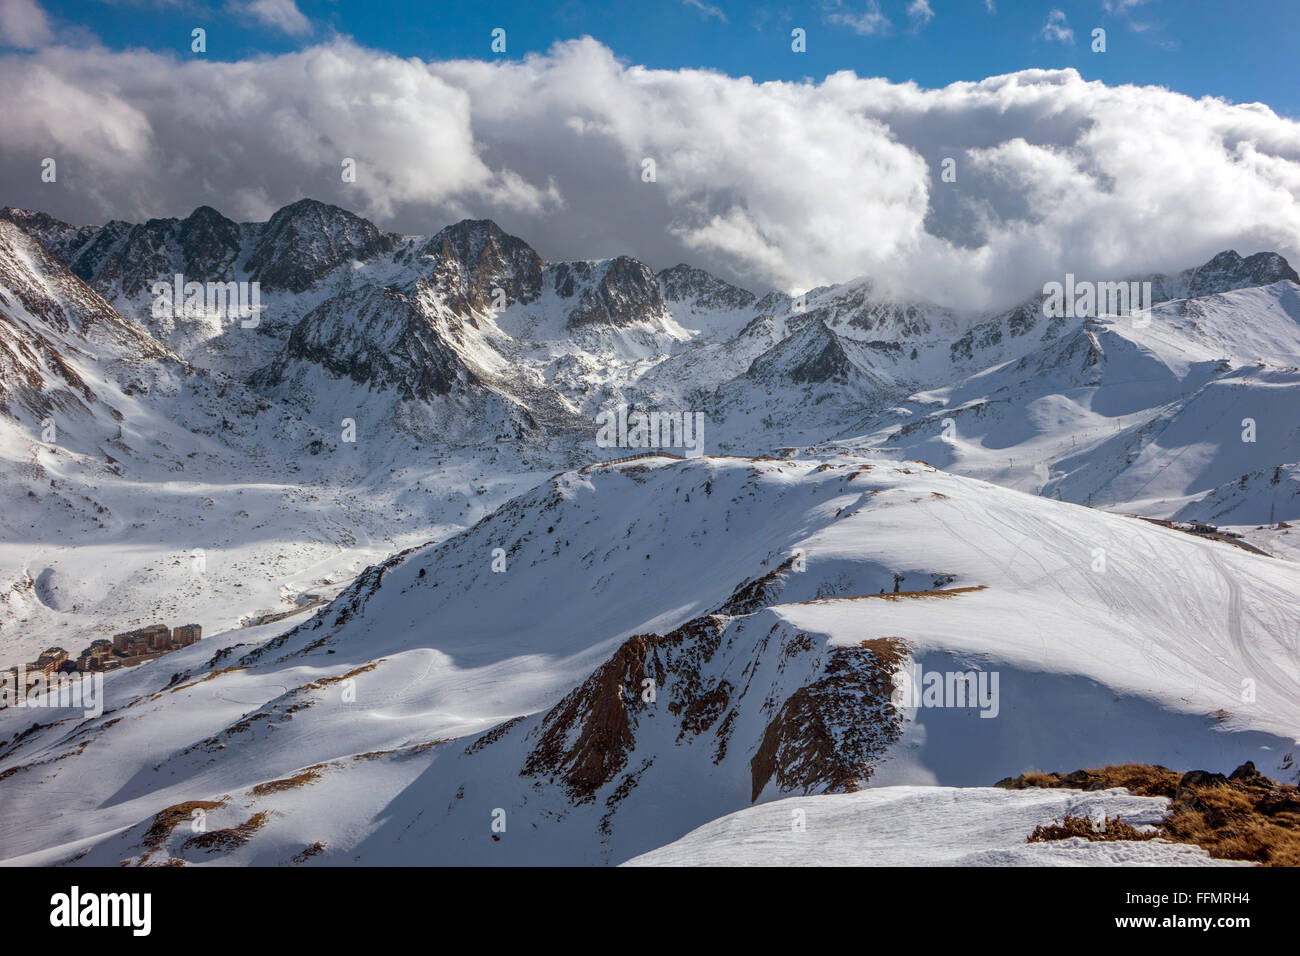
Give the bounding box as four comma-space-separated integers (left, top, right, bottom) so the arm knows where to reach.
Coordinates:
829, 280, 1300, 525
2, 199, 1298, 867
0, 210, 574, 671
2, 455, 1296, 866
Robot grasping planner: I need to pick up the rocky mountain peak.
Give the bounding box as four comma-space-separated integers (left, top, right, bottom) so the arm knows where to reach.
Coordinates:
747, 319, 856, 385
245, 198, 396, 293
1180, 249, 1299, 298
176, 205, 242, 279
657, 263, 756, 311
560, 255, 666, 330
417, 218, 543, 312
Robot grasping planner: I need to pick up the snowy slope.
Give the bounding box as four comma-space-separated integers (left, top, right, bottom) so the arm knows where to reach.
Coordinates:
3, 456, 1296, 867
3, 198, 1300, 868
829, 281, 1300, 527
623, 787, 1242, 866
0, 217, 560, 670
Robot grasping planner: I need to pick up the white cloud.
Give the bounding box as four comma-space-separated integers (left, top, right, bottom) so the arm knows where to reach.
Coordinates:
682, 0, 727, 23
824, 1, 891, 36
907, 0, 934, 30
0, 0, 52, 48
1, 38, 1299, 313
234, 0, 312, 37
1041, 9, 1074, 44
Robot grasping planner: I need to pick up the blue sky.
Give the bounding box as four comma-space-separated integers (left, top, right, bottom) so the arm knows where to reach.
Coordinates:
34, 0, 1300, 116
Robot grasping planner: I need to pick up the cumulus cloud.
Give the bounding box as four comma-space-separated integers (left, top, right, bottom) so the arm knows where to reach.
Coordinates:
0, 0, 52, 48
0, 42, 557, 226
823, 1, 891, 37
235, 0, 312, 37
1, 37, 1299, 312
906, 0, 934, 31
1041, 9, 1074, 44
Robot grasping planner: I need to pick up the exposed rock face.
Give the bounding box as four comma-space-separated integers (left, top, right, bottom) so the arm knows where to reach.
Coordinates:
558, 256, 667, 329
1164, 250, 1299, 300
510, 556, 909, 818
522, 618, 728, 803
0, 208, 98, 265
657, 263, 756, 312
5, 199, 400, 297
749, 637, 907, 802
41, 207, 247, 298
252, 282, 479, 400
244, 198, 396, 293
415, 219, 544, 315
0, 220, 173, 418
176, 206, 244, 281
5, 195, 1299, 472
514, 606, 907, 813
60, 220, 134, 284
754, 290, 792, 315
747, 321, 856, 385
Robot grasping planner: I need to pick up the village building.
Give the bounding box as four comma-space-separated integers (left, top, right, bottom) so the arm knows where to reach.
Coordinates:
33, 647, 69, 678
171, 624, 202, 646
77, 639, 115, 671
112, 624, 169, 656
13, 621, 207, 680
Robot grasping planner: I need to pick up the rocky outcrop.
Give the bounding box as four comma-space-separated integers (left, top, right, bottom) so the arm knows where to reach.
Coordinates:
245, 198, 396, 293
557, 256, 668, 329
414, 218, 543, 314
657, 263, 756, 312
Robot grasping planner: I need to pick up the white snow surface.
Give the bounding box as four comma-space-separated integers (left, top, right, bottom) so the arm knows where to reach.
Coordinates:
3, 205, 1300, 867
623, 786, 1243, 866
1, 456, 1295, 866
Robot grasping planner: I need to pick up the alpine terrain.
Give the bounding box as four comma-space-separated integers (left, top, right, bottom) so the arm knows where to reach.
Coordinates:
1, 200, 1297, 867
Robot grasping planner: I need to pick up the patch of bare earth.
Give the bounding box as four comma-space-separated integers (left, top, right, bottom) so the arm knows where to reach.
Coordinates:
522, 617, 728, 803
749, 637, 908, 802
999, 762, 1300, 866
180, 812, 270, 856
290, 842, 326, 864
1028, 815, 1156, 843
136, 799, 226, 865
517, 555, 921, 818
250, 768, 323, 796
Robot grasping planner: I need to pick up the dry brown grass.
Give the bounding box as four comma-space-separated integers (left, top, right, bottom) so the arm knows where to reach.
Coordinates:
1028, 814, 1156, 843
303, 660, 383, 690
180, 812, 270, 855
1002, 762, 1300, 866
141, 800, 226, 851
1162, 772, 1300, 867
168, 667, 246, 693
790, 585, 987, 606
997, 763, 1181, 797
250, 768, 322, 796
291, 841, 326, 864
